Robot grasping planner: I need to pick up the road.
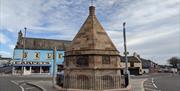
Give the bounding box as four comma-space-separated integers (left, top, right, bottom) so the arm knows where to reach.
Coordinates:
0, 76, 22, 91
154, 73, 180, 91
143, 73, 180, 91
0, 75, 51, 91
1, 73, 179, 91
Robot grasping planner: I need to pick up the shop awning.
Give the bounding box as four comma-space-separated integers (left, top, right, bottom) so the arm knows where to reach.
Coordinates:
13, 64, 51, 66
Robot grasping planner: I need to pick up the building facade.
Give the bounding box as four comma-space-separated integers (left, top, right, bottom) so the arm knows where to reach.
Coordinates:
120, 53, 143, 75
0, 56, 12, 74
141, 58, 159, 73
0, 55, 12, 67
63, 5, 123, 90
12, 31, 71, 75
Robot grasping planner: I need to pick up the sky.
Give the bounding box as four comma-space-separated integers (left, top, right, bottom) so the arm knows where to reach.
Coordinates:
0, 0, 180, 65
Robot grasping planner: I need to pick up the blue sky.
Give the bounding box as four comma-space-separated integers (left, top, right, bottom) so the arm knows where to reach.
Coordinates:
0, 0, 180, 65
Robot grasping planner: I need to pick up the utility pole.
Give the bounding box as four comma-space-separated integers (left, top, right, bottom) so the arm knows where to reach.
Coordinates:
123, 22, 129, 87
53, 47, 57, 87
21, 27, 27, 76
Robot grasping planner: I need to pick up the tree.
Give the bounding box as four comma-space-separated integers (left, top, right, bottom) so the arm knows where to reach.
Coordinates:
167, 57, 180, 68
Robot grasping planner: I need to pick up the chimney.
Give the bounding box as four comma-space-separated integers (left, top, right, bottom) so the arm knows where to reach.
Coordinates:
133, 52, 137, 57
89, 6, 95, 15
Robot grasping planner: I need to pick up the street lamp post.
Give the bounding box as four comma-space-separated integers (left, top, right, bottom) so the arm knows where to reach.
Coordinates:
21, 27, 27, 76
123, 22, 129, 87
53, 47, 57, 87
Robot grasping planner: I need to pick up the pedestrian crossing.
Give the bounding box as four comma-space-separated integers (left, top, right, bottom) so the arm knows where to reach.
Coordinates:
144, 78, 161, 91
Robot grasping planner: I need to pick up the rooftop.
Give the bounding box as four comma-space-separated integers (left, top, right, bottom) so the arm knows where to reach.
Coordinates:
15, 33, 71, 50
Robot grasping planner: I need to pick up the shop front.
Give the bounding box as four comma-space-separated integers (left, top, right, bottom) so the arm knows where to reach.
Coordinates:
13, 61, 51, 75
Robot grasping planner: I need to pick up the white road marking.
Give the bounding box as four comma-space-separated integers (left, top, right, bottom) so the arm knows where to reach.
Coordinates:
144, 78, 162, 91
19, 85, 24, 91
16, 80, 25, 82
144, 87, 160, 91
21, 83, 26, 86
144, 84, 154, 88
10, 80, 25, 91
152, 78, 158, 88
153, 83, 157, 88
11, 80, 19, 85
144, 82, 153, 85
25, 87, 35, 90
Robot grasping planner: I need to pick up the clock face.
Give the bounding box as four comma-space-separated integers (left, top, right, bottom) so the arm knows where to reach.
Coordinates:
76, 56, 89, 67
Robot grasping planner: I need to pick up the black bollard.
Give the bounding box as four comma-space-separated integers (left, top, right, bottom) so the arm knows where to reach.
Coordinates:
124, 73, 129, 87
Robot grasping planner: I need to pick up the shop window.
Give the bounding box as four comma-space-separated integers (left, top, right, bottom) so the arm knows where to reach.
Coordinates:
47, 53, 52, 59
76, 56, 89, 67
32, 66, 40, 73
22, 52, 28, 58
57, 65, 64, 72
42, 66, 50, 73
26, 67, 30, 70
102, 56, 110, 64
34, 52, 40, 59
58, 53, 63, 59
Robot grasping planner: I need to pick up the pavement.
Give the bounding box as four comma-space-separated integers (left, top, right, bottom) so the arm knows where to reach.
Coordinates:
130, 78, 147, 91
26, 76, 147, 91
0, 74, 53, 91
27, 81, 58, 91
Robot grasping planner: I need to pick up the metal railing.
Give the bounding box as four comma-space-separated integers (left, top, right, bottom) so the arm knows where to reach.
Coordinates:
57, 75, 125, 90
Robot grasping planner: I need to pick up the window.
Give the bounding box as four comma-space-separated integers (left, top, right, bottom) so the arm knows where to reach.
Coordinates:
22, 52, 28, 58
34, 52, 40, 59
47, 53, 52, 59
58, 53, 63, 59
76, 56, 89, 67
102, 56, 110, 64
130, 62, 134, 67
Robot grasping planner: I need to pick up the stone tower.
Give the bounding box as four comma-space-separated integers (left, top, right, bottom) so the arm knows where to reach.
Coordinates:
63, 5, 122, 90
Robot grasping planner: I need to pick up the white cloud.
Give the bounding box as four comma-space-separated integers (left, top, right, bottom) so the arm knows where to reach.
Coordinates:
8, 44, 15, 49
0, 33, 9, 44
106, 0, 180, 31
127, 26, 179, 46
0, 50, 12, 57
104, 0, 180, 65
0, 0, 179, 65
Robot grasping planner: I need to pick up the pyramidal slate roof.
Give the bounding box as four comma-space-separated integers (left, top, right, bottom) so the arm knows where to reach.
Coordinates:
69, 6, 117, 51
